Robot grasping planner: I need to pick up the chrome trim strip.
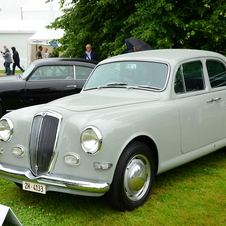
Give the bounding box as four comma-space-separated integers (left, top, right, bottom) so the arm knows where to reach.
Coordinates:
0, 164, 110, 193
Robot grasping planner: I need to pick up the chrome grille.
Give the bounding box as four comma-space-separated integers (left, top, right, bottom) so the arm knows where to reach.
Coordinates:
29, 112, 62, 176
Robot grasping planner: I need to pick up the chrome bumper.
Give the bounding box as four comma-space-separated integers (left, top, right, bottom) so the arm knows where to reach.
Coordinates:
0, 164, 110, 195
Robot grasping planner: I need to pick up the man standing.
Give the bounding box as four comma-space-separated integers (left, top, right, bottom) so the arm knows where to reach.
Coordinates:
36, 46, 43, 59
44, 48, 50, 58
82, 44, 98, 61
11, 47, 24, 75
1, 48, 12, 75
2, 45, 7, 73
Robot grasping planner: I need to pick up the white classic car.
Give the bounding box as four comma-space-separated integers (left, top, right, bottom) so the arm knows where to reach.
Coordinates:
0, 49, 226, 211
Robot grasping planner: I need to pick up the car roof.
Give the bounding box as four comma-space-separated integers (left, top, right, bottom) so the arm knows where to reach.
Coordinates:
32, 58, 98, 67
99, 49, 226, 65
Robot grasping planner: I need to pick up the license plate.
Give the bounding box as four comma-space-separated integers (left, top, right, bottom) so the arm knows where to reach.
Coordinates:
22, 181, 46, 194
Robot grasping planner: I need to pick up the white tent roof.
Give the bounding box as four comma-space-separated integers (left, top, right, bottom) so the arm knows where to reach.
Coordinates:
0, 20, 43, 33
22, 0, 62, 20
28, 4, 64, 44
28, 28, 64, 44
22, 0, 60, 11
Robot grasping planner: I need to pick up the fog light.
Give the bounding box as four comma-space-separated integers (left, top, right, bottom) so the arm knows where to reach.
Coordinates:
12, 145, 25, 157
93, 162, 113, 170
64, 153, 80, 166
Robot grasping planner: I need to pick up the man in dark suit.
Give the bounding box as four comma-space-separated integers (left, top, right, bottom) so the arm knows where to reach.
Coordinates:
82, 44, 98, 61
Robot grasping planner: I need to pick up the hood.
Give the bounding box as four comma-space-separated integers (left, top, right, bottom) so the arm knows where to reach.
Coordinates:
47, 89, 162, 112
0, 75, 20, 81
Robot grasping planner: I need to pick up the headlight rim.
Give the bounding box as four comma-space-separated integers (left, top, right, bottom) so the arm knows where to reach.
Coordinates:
12, 145, 25, 157
64, 152, 81, 166
80, 126, 102, 155
0, 118, 13, 142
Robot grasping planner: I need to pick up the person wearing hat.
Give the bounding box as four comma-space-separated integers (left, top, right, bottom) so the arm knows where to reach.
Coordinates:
11, 47, 24, 75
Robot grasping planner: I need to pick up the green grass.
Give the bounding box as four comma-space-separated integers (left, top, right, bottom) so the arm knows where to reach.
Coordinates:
1, 148, 226, 226
0, 70, 21, 74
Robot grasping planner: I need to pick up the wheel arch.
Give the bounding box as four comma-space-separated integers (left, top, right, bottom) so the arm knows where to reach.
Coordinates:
107, 135, 158, 211
125, 135, 159, 174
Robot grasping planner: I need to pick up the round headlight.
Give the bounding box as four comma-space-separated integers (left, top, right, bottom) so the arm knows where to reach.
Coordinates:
0, 118, 13, 142
80, 126, 102, 155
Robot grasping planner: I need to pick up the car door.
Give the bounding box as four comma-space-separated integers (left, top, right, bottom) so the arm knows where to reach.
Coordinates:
59, 65, 94, 96
173, 60, 226, 154
0, 79, 27, 111
24, 65, 78, 106
205, 59, 226, 140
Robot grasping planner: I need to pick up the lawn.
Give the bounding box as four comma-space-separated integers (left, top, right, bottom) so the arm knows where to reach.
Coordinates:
1, 148, 226, 226
0, 70, 21, 74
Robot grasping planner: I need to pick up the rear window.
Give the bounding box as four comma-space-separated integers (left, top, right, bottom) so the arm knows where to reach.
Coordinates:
206, 60, 226, 88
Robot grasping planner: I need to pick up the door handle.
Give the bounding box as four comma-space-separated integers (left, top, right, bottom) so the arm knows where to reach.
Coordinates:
66, 85, 77, 88
207, 97, 221, 103
207, 98, 214, 103
212, 97, 221, 101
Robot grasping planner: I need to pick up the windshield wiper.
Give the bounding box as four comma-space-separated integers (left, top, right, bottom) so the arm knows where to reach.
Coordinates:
106, 82, 128, 86
137, 85, 161, 90
97, 82, 128, 90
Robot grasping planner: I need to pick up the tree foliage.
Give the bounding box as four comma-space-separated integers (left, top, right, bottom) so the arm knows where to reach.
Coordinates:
48, 0, 226, 60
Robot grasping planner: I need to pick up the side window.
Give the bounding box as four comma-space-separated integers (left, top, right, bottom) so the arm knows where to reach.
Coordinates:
174, 61, 205, 94
29, 66, 74, 81
75, 66, 93, 79
206, 60, 226, 88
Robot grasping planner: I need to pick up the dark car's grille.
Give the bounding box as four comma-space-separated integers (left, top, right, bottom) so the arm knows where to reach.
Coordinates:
29, 112, 62, 176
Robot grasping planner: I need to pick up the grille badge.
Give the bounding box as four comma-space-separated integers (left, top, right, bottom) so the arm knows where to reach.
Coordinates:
41, 112, 47, 117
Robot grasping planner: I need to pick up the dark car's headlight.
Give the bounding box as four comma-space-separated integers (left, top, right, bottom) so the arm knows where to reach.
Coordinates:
80, 126, 102, 155
0, 118, 13, 142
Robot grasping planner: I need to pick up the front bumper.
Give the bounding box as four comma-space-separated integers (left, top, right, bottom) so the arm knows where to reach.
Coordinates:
0, 164, 110, 196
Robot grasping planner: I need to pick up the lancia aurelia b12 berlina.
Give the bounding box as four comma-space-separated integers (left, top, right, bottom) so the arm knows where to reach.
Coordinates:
0, 49, 226, 211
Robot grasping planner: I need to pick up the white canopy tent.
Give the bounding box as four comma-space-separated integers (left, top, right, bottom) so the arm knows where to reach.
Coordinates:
0, 0, 64, 70
27, 4, 64, 65
21, 0, 62, 20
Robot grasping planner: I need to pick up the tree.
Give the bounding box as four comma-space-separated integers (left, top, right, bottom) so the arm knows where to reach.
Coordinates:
48, 0, 226, 60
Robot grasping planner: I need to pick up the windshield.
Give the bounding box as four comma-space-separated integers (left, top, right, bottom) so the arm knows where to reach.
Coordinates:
84, 61, 168, 90
20, 62, 35, 79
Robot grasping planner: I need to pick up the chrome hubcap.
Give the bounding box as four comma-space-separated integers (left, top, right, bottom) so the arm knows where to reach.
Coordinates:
124, 154, 151, 201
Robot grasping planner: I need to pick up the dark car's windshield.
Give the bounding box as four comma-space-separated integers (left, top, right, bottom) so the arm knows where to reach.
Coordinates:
84, 61, 168, 90
20, 62, 35, 79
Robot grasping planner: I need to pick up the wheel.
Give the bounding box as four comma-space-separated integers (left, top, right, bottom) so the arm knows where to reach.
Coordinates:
107, 141, 155, 211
